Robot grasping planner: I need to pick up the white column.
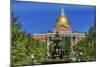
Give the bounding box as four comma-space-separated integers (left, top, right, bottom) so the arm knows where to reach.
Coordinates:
47, 36, 50, 57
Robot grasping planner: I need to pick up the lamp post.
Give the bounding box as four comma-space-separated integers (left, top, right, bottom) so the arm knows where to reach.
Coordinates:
31, 54, 34, 65
76, 51, 83, 62
80, 52, 83, 61
80, 52, 83, 55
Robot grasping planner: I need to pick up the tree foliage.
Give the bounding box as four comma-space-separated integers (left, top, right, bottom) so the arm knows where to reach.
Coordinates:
61, 37, 71, 58
49, 37, 71, 59
74, 24, 96, 62
11, 15, 46, 66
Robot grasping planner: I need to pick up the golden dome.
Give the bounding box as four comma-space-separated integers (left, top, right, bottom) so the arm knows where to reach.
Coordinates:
56, 8, 69, 27
56, 16, 69, 27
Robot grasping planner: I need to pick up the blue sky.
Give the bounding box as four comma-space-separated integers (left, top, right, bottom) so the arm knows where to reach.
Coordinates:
12, 1, 96, 34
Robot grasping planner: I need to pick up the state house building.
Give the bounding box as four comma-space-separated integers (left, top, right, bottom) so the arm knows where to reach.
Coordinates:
33, 8, 85, 56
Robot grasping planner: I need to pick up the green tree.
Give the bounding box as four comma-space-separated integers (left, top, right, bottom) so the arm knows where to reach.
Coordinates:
11, 15, 47, 66
61, 37, 71, 58
74, 24, 96, 62
12, 15, 28, 66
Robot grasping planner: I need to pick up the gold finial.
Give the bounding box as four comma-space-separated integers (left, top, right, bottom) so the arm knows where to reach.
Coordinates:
61, 8, 65, 16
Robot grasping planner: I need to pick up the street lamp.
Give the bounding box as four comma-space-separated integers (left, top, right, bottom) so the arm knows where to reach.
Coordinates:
80, 52, 83, 55
76, 52, 83, 62
31, 54, 34, 65
79, 52, 83, 61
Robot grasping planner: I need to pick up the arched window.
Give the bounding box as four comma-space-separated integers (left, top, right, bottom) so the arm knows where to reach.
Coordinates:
73, 36, 76, 43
